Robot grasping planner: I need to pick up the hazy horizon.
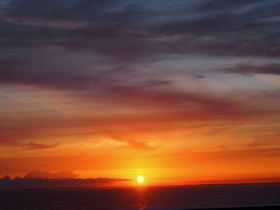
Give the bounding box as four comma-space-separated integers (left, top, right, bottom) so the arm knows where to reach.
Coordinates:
2, 170, 280, 190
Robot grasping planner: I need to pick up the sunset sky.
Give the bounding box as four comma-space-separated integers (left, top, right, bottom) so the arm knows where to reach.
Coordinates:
1, 0, 280, 186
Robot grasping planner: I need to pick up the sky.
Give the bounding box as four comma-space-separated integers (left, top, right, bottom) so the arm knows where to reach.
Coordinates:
1, 0, 280, 186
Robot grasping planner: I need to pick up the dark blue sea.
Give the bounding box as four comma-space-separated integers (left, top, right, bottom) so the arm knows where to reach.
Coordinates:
1, 184, 280, 210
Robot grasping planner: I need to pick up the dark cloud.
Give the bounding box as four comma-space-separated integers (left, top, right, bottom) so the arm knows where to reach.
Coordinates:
0, 170, 130, 189
0, 132, 58, 150
196, 75, 205, 79
24, 170, 79, 179
226, 62, 280, 75
196, 0, 262, 11
25, 141, 58, 150
161, 0, 280, 37
1, 0, 280, 60
3, 0, 142, 24
0, 51, 235, 114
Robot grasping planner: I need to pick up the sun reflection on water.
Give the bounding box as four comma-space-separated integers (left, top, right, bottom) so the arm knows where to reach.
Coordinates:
135, 187, 147, 210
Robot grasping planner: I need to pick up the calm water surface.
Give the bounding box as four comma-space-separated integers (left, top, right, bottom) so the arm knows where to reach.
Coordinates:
0, 184, 280, 210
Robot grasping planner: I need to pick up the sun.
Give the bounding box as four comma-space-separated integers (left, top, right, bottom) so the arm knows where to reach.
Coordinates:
137, 176, 144, 183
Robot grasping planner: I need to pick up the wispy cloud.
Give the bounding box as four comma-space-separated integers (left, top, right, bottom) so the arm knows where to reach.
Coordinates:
1, 0, 280, 61
226, 62, 280, 75
24, 141, 58, 150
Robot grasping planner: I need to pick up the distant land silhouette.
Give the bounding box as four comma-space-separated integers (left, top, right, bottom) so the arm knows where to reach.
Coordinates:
0, 170, 130, 189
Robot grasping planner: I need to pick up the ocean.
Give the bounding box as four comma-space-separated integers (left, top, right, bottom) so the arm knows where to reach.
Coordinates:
0, 184, 280, 209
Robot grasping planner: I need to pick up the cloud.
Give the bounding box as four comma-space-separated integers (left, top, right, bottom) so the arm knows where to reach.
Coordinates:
2, 20, 279, 59
24, 170, 79, 179
107, 134, 156, 151
2, 16, 92, 29
0, 170, 130, 189
1, 0, 280, 154
1, 0, 280, 61
24, 141, 58, 150
0, 52, 235, 113
0, 63, 243, 116
24, 170, 52, 179
0, 90, 276, 152
0, 132, 58, 150
1, 50, 280, 150
160, 0, 280, 37
226, 62, 280, 75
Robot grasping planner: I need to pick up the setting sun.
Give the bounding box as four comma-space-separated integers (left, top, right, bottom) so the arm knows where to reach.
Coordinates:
137, 176, 144, 183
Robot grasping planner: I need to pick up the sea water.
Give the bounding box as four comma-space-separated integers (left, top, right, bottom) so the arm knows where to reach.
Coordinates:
0, 184, 280, 209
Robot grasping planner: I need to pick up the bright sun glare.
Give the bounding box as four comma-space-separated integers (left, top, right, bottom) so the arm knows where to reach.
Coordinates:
137, 176, 144, 183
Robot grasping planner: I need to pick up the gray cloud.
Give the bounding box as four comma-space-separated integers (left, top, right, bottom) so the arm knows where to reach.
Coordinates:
24, 170, 78, 179
226, 62, 280, 75
1, 0, 280, 60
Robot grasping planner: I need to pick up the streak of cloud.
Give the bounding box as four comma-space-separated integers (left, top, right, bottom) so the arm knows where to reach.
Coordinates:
226, 62, 280, 75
